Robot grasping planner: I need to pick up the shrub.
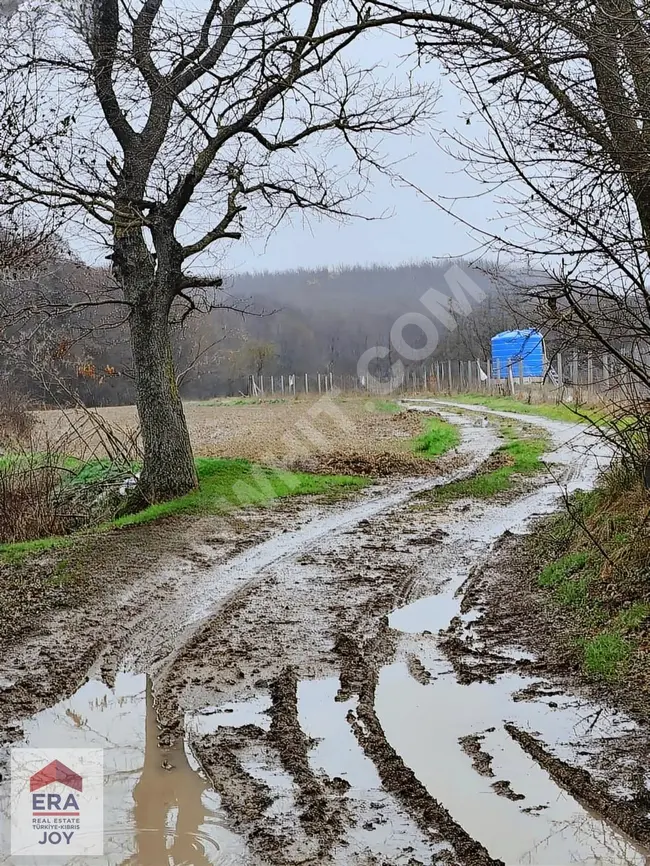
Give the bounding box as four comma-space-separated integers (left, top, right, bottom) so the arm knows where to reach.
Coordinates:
0, 448, 67, 543
0, 389, 35, 445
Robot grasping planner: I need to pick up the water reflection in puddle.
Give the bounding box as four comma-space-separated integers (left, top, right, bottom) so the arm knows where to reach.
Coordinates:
0, 674, 252, 865
376, 658, 647, 865
383, 404, 647, 864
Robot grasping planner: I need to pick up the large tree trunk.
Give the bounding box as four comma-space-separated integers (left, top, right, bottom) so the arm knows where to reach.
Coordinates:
129, 299, 198, 502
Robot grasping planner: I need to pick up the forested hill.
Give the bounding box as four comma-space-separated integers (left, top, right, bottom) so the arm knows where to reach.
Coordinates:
3, 259, 524, 406
230, 260, 497, 317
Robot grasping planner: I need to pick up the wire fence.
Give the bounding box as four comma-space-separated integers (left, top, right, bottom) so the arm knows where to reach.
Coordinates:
244, 350, 638, 403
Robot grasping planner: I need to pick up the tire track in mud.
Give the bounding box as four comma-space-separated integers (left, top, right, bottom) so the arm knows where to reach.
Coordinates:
153, 406, 618, 864
505, 724, 650, 847
267, 669, 348, 857
6, 404, 639, 865
335, 631, 503, 866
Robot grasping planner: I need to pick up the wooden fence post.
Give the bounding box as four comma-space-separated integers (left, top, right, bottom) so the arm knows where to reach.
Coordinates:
602, 355, 610, 393
518, 360, 524, 386
587, 353, 593, 392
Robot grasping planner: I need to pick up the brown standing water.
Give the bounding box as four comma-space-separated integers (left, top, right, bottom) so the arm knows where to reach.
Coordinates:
2, 403, 649, 865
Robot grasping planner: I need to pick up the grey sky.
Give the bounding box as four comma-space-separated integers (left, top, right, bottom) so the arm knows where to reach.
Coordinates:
229, 138, 489, 273
227, 71, 500, 273
44, 5, 503, 274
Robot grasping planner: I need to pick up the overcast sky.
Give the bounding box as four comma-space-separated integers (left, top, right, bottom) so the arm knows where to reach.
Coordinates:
226, 73, 503, 274
56, 10, 504, 275
228, 140, 488, 273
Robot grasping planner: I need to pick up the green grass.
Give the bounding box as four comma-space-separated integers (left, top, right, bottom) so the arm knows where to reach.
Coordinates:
367, 399, 401, 414
0, 457, 367, 561
538, 551, 592, 609
191, 397, 287, 407
613, 603, 650, 631
112, 457, 366, 527
433, 393, 605, 425
583, 632, 631, 679
433, 432, 549, 500
66, 458, 139, 486
413, 417, 461, 458
538, 552, 590, 588
536, 551, 650, 680
0, 535, 75, 563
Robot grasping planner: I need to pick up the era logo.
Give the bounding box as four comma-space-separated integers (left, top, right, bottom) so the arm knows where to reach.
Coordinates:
11, 747, 104, 856
32, 792, 80, 813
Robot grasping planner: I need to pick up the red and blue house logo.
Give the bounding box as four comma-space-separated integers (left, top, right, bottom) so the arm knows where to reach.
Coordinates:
31, 759, 83, 814
11, 748, 103, 856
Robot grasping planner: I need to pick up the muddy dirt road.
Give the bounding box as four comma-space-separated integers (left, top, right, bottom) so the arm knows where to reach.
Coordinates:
2, 401, 649, 866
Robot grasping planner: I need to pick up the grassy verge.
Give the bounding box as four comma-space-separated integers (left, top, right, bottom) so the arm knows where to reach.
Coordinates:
432, 393, 605, 425
189, 397, 288, 407
413, 416, 461, 458
530, 476, 650, 682
366, 398, 402, 414
0, 457, 367, 562
113, 458, 365, 526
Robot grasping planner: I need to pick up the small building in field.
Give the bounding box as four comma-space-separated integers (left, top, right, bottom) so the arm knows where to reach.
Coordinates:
491, 329, 545, 380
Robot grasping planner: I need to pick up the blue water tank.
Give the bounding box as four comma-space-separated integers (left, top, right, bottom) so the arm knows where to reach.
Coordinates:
491, 329, 544, 379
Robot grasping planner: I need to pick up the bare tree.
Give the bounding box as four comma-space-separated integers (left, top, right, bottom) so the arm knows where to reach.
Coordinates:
369, 0, 650, 416
0, 0, 434, 501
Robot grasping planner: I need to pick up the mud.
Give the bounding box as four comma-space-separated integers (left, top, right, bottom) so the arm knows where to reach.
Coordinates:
459, 733, 495, 778
2, 401, 650, 865
505, 723, 650, 844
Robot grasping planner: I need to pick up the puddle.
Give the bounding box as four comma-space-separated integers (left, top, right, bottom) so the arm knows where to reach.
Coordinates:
0, 674, 254, 865
298, 677, 449, 865
186, 696, 272, 735
376, 660, 646, 865
389, 483, 592, 634
0, 402, 643, 865
382, 401, 647, 864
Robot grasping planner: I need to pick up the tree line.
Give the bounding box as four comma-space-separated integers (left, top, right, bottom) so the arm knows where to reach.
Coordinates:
0, 254, 530, 405
0, 0, 649, 501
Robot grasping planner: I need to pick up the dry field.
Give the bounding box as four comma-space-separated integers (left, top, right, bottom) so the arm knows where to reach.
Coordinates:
33, 396, 427, 468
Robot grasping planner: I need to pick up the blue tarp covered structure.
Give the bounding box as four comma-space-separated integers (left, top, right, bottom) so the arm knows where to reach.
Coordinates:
491, 329, 544, 379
